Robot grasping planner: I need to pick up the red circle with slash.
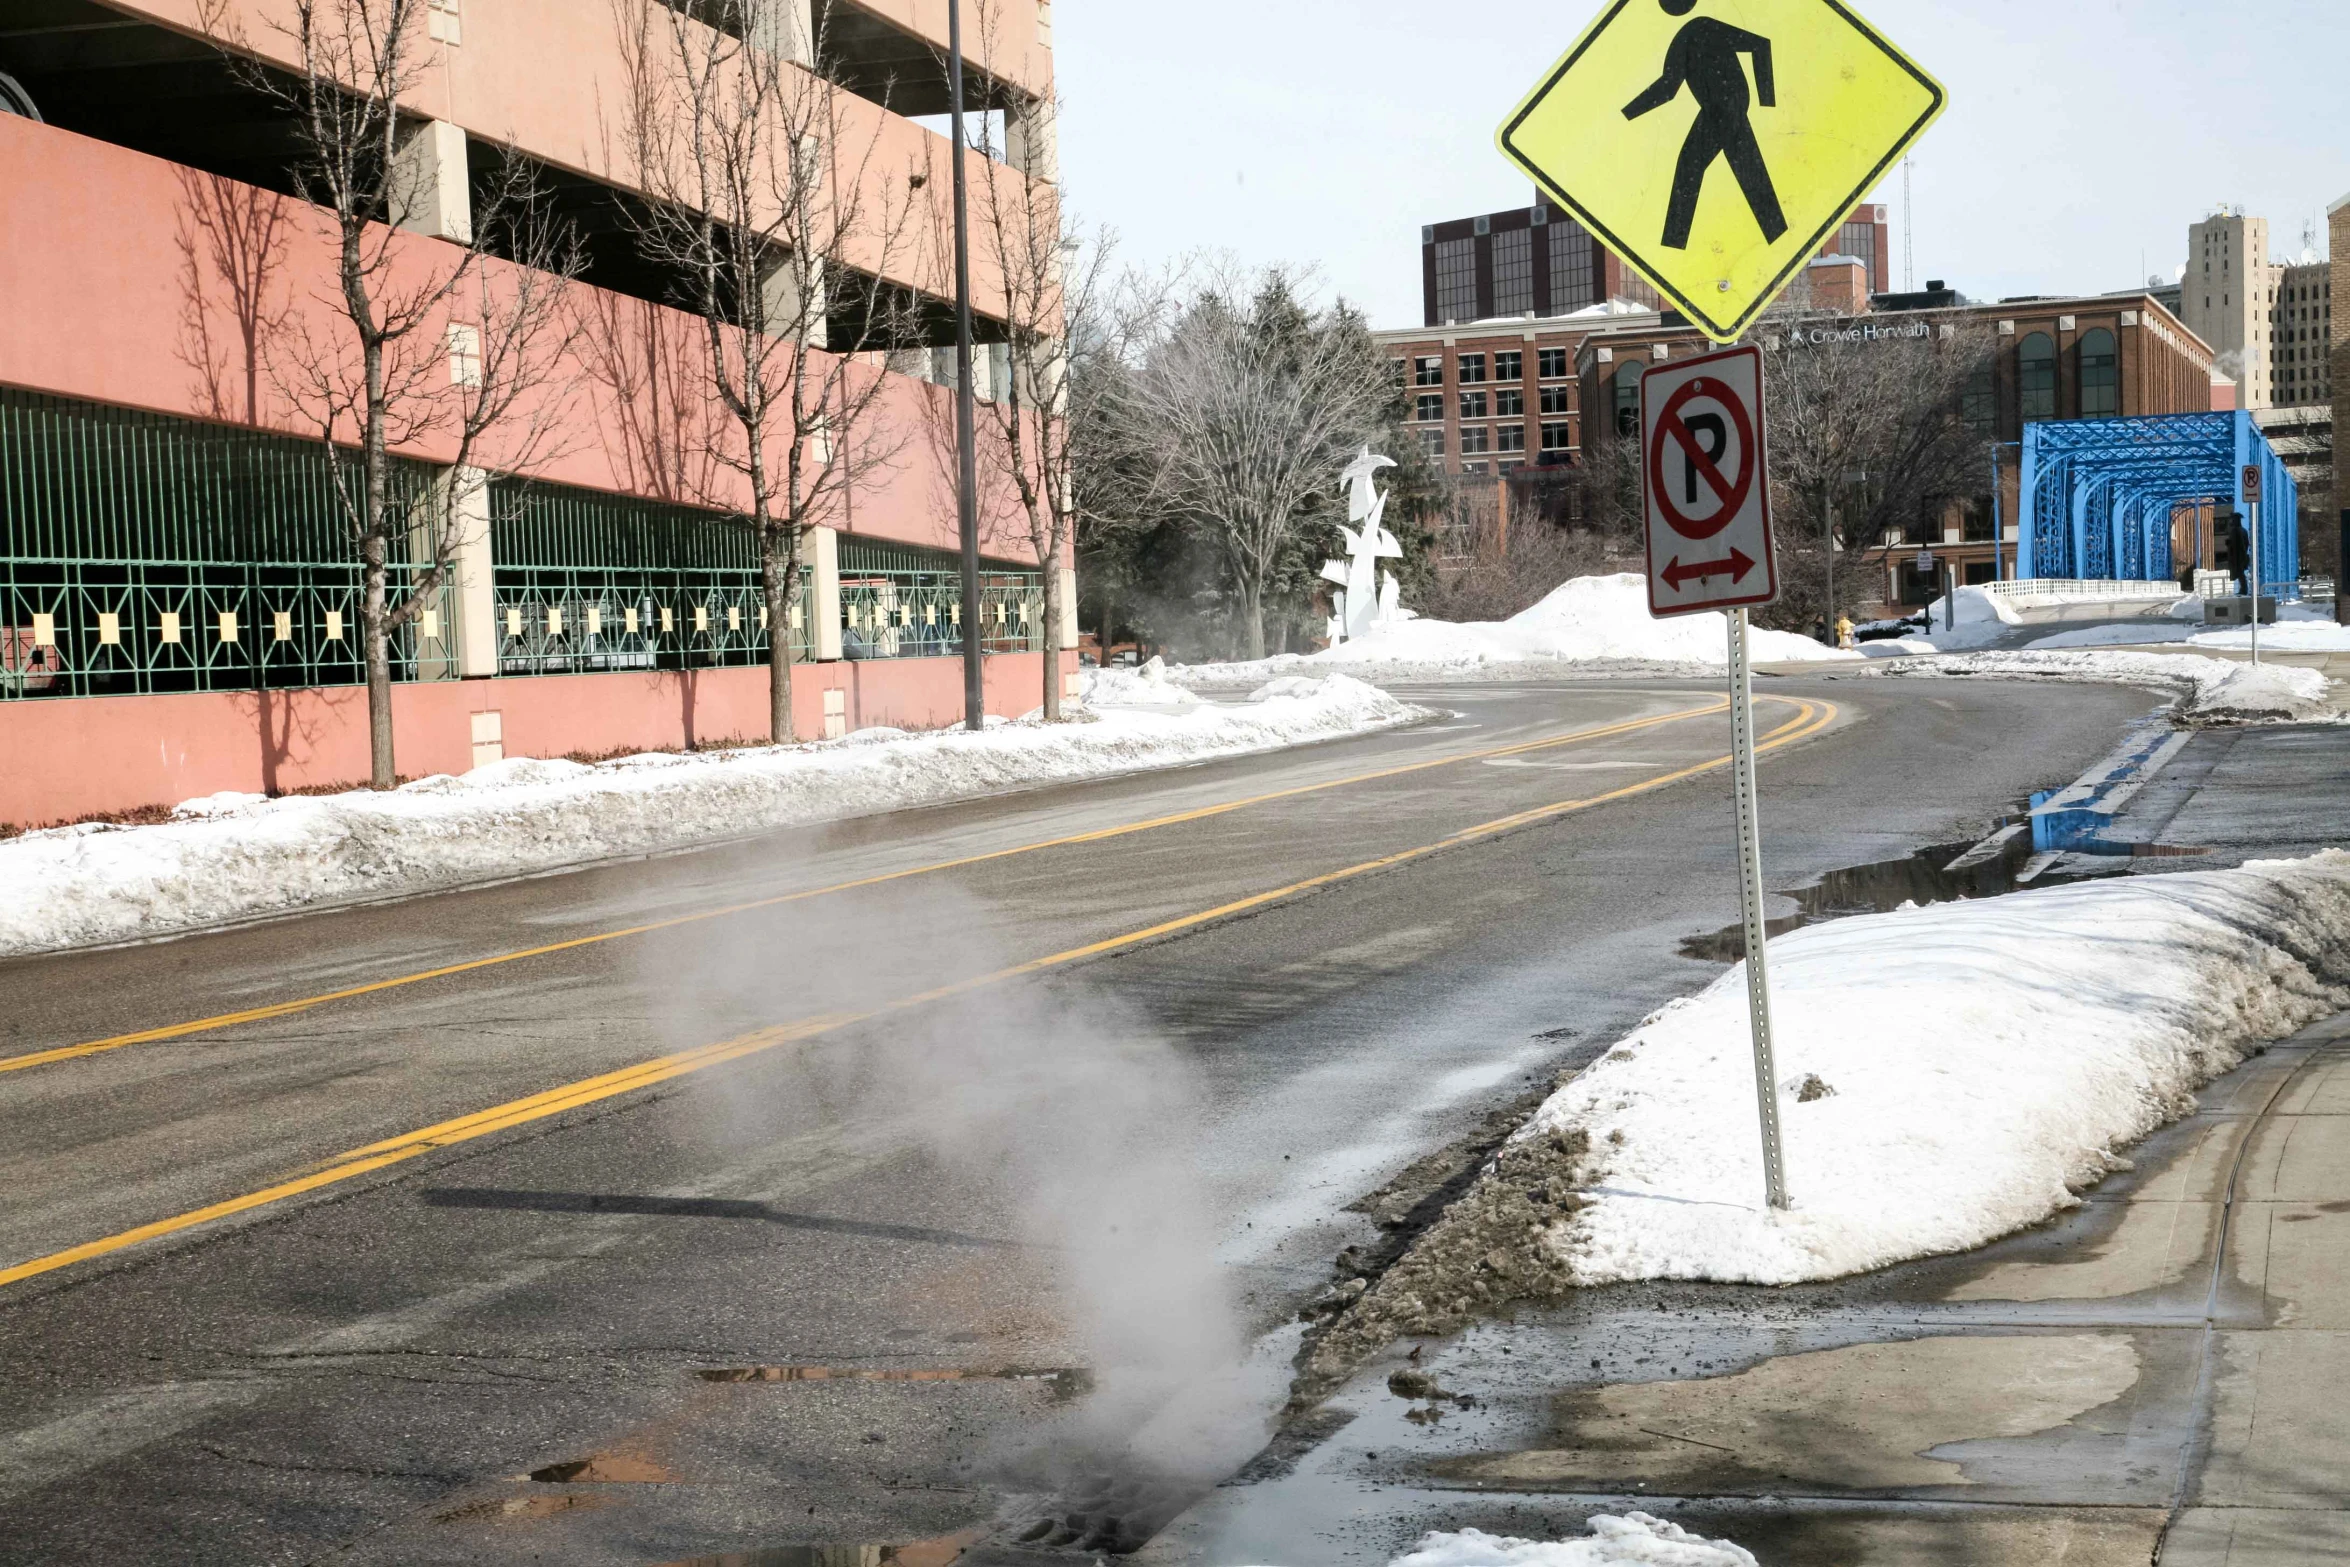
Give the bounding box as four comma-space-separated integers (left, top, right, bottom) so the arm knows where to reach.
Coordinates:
1649, 376, 1757, 542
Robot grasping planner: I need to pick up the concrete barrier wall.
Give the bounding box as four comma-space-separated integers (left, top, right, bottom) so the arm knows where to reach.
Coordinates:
0, 654, 1070, 829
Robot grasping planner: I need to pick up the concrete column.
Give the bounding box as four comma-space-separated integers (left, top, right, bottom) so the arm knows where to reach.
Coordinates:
1003, 97, 1060, 184
810, 525, 843, 661
391, 119, 472, 244
1057, 565, 1078, 648
760, 253, 828, 349
448, 467, 498, 678
745, 0, 814, 66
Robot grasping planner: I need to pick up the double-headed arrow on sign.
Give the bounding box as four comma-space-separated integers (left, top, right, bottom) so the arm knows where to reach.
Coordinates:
1659, 548, 1757, 592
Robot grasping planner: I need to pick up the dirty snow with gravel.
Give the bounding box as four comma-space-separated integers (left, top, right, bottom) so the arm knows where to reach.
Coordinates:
1517, 852, 2350, 1287
1867, 647, 2335, 721
1180, 575, 1857, 687
1383, 1517, 1757, 1567
0, 671, 1429, 957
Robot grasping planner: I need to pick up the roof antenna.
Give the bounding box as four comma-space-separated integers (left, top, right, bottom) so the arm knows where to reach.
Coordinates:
1902, 156, 1915, 292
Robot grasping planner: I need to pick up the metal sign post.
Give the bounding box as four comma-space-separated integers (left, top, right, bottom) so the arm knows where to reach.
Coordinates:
1639, 344, 1790, 1211
1727, 607, 1789, 1210
2243, 465, 2262, 668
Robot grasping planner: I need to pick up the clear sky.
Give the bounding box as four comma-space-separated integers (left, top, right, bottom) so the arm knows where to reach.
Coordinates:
1054, 0, 2349, 325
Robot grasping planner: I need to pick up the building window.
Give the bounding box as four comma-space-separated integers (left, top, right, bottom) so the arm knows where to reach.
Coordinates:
2018, 332, 2058, 422
1457, 354, 1487, 385
1418, 428, 1446, 459
2076, 327, 2118, 418
1494, 351, 1523, 382
1414, 356, 1444, 387
1435, 238, 1477, 324
1540, 384, 1572, 415
1541, 422, 1573, 452
1415, 394, 1445, 423
1495, 388, 1524, 417
1460, 425, 1491, 455
1611, 361, 1644, 438
1960, 367, 1994, 434
1548, 220, 1597, 313
1538, 347, 1569, 379
1492, 230, 1533, 317
1459, 390, 1489, 420
1837, 218, 1877, 287
1498, 424, 1526, 453
1389, 358, 1408, 387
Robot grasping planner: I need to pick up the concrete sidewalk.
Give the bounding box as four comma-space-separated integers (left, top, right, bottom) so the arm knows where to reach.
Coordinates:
1140, 1015, 2350, 1567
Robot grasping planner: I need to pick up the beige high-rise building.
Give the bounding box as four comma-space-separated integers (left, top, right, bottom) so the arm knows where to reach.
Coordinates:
2182, 208, 2281, 409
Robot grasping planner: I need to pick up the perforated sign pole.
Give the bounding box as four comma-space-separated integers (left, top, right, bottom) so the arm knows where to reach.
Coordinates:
1640, 344, 1788, 1211
1727, 607, 1788, 1211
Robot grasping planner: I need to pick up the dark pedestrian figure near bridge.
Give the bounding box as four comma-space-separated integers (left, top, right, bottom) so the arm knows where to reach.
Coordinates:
1623, 0, 1789, 249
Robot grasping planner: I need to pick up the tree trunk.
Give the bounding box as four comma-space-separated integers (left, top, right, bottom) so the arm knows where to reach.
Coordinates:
1040, 554, 1063, 721
1242, 580, 1266, 661
362, 530, 396, 788
763, 532, 796, 745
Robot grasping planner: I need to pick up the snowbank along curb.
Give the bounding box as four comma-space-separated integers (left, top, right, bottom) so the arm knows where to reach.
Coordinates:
0, 673, 1429, 958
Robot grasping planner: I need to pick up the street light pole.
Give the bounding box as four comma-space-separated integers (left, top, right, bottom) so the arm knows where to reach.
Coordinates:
948, 0, 984, 731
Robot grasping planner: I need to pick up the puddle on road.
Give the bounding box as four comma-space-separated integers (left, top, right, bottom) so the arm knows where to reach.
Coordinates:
657, 1530, 978, 1567
1680, 839, 2018, 962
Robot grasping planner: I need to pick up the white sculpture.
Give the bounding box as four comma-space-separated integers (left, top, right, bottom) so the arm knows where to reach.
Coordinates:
1321, 447, 1411, 644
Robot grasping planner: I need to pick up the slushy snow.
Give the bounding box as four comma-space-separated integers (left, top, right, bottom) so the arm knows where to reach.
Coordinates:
1186, 575, 1855, 685
1521, 853, 2350, 1287
1384, 1518, 1756, 1567
0, 672, 1427, 957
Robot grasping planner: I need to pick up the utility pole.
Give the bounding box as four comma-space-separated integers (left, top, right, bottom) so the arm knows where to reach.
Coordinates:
948, 0, 985, 731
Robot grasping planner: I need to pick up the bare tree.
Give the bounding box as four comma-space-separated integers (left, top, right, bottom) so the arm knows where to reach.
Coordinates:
197, 0, 581, 789
1759, 306, 1995, 628
1123, 268, 1392, 660
1418, 478, 1621, 625
614, 0, 920, 744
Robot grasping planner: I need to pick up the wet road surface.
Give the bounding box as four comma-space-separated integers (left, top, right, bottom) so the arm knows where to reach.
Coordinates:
0, 674, 2154, 1564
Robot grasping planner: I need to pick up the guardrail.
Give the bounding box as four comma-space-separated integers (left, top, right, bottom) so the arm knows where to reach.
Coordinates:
1982, 579, 2184, 605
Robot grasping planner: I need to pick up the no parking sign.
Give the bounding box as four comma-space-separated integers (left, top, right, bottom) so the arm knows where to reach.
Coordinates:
1641, 345, 1779, 618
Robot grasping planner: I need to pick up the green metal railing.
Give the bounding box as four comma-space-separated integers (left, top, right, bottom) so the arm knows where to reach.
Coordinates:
1, 389, 1049, 702
1, 389, 449, 699
489, 479, 813, 674
837, 537, 1043, 660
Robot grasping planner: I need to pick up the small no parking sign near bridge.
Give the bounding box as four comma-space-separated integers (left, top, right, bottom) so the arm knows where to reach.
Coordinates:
1641, 344, 1779, 618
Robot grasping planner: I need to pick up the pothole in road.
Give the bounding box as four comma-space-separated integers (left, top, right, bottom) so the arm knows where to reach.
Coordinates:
695, 1365, 1091, 1401
655, 1531, 977, 1567
528, 1454, 678, 1484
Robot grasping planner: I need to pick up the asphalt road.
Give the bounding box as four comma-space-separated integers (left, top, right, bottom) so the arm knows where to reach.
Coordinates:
0, 673, 2157, 1565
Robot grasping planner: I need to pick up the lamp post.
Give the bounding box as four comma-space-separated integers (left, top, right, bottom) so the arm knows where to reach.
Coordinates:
947, 0, 984, 731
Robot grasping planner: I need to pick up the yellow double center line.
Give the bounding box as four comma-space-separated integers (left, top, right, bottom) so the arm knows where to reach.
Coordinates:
0, 696, 1833, 1291
0, 695, 1732, 1079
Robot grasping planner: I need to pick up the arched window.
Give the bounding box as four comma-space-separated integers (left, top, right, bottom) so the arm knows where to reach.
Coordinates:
1612, 361, 1644, 438
2018, 332, 2058, 422
2078, 328, 2119, 417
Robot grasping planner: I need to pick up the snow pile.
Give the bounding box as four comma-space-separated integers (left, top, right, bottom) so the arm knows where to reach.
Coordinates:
1861, 584, 2027, 654
1874, 648, 2334, 720
1186, 575, 1856, 685
1388, 1518, 1756, 1567
1521, 853, 2350, 1287
0, 674, 1429, 956
1081, 656, 1199, 709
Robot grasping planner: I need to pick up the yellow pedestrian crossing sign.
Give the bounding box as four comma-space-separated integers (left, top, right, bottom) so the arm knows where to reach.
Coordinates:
1499, 0, 1946, 342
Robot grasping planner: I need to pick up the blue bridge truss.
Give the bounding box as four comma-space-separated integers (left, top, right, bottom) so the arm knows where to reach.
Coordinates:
2017, 412, 2298, 588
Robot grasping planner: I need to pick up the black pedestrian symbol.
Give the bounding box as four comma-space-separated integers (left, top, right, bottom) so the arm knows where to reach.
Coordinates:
1622, 0, 1789, 250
